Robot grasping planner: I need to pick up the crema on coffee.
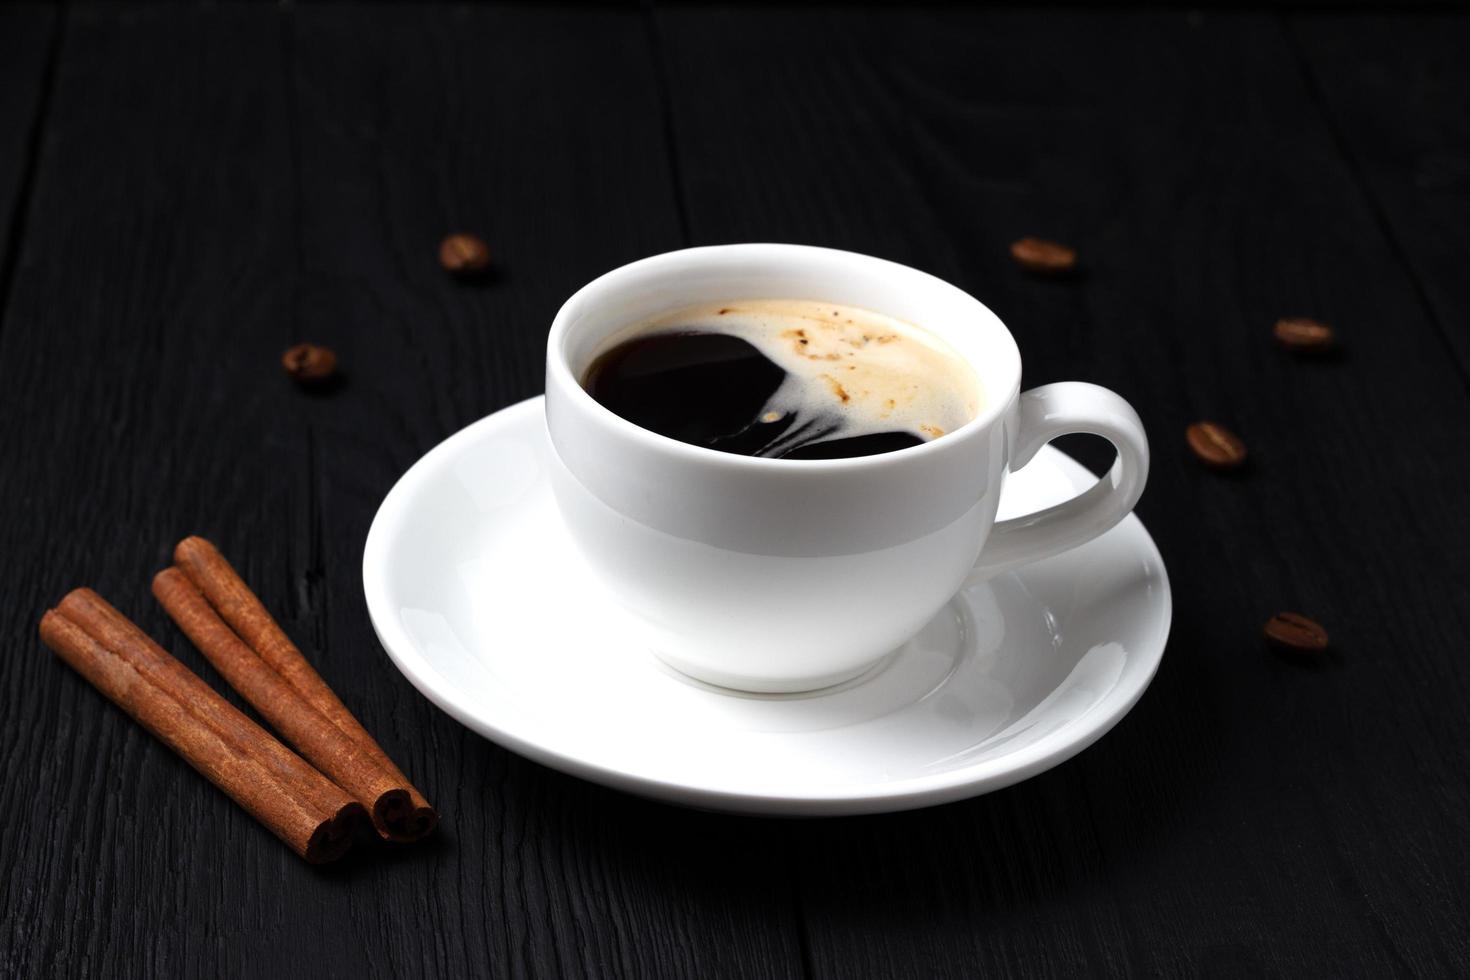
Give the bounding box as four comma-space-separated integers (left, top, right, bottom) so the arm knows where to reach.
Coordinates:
582, 300, 982, 460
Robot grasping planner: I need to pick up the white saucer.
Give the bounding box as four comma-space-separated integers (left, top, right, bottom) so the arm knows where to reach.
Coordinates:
363, 397, 1171, 816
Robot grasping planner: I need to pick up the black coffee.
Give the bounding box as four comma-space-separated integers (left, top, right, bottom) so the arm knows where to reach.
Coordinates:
581, 300, 980, 461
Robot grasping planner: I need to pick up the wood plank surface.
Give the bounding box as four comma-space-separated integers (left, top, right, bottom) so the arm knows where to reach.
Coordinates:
0, 6, 57, 303
654, 7, 1470, 976
0, 5, 799, 978
285, 5, 803, 978
0, 7, 306, 976
2, 4, 1469, 979
1289, 12, 1470, 382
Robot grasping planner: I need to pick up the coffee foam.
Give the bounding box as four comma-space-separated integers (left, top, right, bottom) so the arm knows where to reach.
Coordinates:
628, 299, 982, 456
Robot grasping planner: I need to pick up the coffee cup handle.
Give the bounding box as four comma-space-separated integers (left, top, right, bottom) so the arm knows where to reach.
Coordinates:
966, 382, 1149, 582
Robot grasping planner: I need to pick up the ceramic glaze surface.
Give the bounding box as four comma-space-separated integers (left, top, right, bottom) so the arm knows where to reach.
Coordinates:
544, 244, 1150, 691
362, 398, 1171, 815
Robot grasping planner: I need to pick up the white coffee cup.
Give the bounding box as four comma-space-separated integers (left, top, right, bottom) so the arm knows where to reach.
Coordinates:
545, 244, 1149, 693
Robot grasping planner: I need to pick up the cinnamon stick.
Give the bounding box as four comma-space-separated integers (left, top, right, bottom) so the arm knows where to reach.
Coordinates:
40, 594, 363, 863
58, 589, 349, 819
170, 537, 436, 840
154, 567, 413, 839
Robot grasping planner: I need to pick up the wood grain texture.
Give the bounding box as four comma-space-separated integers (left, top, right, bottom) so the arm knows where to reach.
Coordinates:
652, 7, 1470, 977
0, 5, 800, 979
284, 5, 803, 977
1288, 12, 1470, 384
0, 8, 312, 977
0, 6, 56, 308
3, 4, 1470, 979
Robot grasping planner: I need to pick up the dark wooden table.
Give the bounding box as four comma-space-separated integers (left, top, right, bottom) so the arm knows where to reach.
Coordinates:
3, 4, 1468, 977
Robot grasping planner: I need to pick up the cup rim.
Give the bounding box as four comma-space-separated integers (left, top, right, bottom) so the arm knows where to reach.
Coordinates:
547, 243, 1021, 473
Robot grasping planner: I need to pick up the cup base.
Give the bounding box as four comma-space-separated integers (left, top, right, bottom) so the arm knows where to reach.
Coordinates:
649, 647, 896, 696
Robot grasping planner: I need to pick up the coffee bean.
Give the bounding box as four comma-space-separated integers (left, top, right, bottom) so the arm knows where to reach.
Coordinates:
282, 343, 337, 385
1010, 237, 1077, 275
1274, 317, 1335, 352
1264, 612, 1329, 653
1186, 421, 1247, 470
439, 232, 491, 276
